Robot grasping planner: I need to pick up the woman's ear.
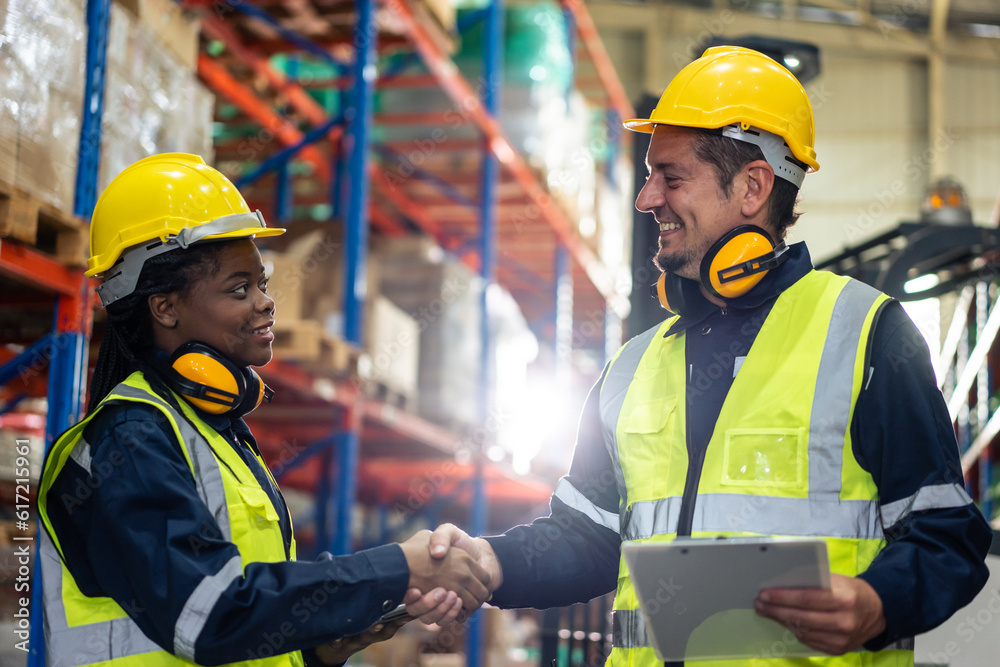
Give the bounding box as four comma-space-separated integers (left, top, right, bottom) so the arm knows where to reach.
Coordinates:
148, 293, 178, 329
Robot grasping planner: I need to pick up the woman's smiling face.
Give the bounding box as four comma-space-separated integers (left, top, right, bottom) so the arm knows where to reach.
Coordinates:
153, 239, 276, 368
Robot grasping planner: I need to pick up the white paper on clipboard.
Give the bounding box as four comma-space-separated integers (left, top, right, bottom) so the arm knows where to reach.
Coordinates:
621, 537, 831, 662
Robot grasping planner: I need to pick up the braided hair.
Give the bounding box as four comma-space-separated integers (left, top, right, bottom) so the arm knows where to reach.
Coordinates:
87, 242, 227, 413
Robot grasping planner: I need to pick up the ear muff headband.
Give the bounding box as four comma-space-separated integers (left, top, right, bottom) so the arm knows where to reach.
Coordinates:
700, 225, 788, 300
160, 341, 273, 417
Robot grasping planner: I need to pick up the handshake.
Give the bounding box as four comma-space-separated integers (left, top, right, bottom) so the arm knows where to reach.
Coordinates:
398, 523, 503, 626
311, 523, 502, 665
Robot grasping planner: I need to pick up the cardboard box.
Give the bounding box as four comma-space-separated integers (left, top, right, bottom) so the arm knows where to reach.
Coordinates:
261, 223, 345, 324
16, 89, 80, 212
365, 295, 420, 404
261, 222, 386, 339
0, 58, 21, 185
421, 0, 456, 32
373, 239, 481, 428
116, 0, 200, 70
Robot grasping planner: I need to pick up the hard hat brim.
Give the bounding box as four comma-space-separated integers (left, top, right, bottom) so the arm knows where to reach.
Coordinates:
622, 118, 657, 134
85, 225, 286, 277
622, 118, 820, 173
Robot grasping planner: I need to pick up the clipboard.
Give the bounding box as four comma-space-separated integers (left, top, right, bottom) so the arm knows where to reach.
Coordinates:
621, 537, 830, 662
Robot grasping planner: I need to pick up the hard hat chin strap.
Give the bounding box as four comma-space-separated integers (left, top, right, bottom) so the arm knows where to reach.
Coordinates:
96, 211, 268, 307
720, 124, 807, 189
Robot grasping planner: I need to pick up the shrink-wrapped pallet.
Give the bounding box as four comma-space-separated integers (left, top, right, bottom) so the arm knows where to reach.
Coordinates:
374, 237, 482, 428
98, 2, 214, 194
0, 0, 85, 210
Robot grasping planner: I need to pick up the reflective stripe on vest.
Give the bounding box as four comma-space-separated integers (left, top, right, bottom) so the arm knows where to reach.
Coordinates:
38, 375, 300, 667
601, 272, 923, 666
599, 320, 675, 513
553, 478, 620, 534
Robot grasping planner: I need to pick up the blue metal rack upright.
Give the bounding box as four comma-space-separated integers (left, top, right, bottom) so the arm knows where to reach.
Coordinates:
336, 0, 378, 556
468, 0, 504, 663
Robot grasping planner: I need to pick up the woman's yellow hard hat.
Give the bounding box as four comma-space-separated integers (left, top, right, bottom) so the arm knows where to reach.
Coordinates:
624, 46, 820, 174
88, 153, 285, 307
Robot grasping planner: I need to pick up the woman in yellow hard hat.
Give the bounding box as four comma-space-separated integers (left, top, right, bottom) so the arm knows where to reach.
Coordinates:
37, 153, 491, 667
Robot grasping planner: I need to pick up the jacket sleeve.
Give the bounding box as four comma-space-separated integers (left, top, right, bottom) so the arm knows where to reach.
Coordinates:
486, 366, 622, 609
852, 300, 992, 648
45, 404, 409, 666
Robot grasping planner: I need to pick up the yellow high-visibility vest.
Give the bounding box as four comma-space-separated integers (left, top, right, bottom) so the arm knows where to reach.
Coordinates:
38, 373, 304, 667
600, 271, 913, 667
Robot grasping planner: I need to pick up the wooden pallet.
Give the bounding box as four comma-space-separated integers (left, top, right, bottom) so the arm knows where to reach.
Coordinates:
0, 180, 88, 267
271, 320, 361, 379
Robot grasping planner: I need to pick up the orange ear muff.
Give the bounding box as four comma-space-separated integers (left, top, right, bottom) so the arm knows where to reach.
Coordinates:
239, 366, 274, 416
700, 225, 788, 300
162, 342, 274, 418
649, 272, 690, 316
170, 346, 245, 415
655, 272, 671, 311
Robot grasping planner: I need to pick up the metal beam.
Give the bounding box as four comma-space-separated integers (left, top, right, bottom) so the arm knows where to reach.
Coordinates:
929, 0, 952, 179
0, 240, 87, 297
202, 15, 346, 143
561, 0, 636, 120
197, 54, 331, 180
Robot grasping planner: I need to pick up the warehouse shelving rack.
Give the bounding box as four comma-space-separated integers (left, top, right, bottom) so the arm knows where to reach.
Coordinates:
189, 0, 634, 537
190, 1, 633, 663
11, 3, 110, 666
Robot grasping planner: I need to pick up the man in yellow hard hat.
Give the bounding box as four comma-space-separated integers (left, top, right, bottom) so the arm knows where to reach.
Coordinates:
419, 47, 991, 666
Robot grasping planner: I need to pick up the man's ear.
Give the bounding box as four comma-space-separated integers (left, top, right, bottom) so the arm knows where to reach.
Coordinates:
742, 160, 775, 218
148, 293, 178, 329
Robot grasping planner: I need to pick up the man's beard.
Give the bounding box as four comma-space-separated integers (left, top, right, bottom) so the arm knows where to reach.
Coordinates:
654, 245, 690, 275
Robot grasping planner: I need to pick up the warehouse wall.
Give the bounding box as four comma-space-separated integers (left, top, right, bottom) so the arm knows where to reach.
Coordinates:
591, 3, 1000, 264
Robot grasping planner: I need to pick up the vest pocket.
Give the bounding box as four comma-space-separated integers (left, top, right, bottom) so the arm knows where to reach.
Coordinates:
720, 428, 806, 490
622, 397, 678, 499
228, 483, 285, 564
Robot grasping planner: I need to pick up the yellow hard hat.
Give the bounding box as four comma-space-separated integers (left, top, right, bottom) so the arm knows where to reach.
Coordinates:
88, 153, 284, 276
88, 153, 285, 306
624, 46, 820, 175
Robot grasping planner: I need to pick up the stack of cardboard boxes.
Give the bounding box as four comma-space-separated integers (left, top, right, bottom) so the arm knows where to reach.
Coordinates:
0, 0, 212, 266
260, 229, 492, 428
0, 0, 85, 210
100, 0, 214, 194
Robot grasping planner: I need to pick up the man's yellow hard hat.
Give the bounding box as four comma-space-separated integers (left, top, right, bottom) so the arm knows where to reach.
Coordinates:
624, 46, 820, 173
87, 153, 284, 277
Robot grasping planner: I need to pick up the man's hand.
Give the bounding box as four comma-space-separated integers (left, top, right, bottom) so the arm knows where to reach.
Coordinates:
399, 530, 491, 612
427, 523, 503, 591
311, 616, 409, 665
754, 573, 886, 655
401, 524, 504, 627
